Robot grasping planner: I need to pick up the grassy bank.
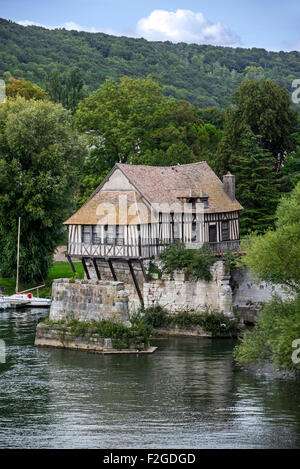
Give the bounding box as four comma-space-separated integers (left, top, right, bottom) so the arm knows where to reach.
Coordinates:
0, 261, 84, 297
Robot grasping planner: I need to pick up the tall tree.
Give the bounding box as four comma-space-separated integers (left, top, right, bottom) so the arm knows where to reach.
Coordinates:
231, 79, 298, 171
234, 182, 300, 371
231, 127, 280, 234
0, 97, 86, 282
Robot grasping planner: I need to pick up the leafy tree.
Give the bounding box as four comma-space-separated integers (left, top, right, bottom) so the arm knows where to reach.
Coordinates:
231, 79, 298, 171
63, 68, 84, 113
6, 77, 48, 100
0, 97, 86, 282
75, 76, 222, 200
46, 68, 84, 112
234, 183, 300, 372
240, 181, 300, 292
234, 295, 300, 372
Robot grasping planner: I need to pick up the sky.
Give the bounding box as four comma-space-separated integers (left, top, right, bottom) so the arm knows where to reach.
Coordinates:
1, 0, 300, 51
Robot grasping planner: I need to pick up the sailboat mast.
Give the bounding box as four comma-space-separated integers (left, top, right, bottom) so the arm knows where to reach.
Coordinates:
16, 217, 21, 294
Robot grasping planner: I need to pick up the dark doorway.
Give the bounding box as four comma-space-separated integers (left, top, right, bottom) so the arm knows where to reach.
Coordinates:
209, 225, 217, 243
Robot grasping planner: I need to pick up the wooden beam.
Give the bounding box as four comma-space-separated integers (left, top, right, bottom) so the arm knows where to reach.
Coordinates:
66, 254, 76, 277
128, 259, 144, 307
81, 257, 90, 280
106, 257, 117, 281
92, 258, 101, 280
139, 258, 148, 281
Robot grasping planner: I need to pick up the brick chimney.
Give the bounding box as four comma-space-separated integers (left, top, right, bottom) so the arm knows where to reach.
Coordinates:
223, 172, 235, 201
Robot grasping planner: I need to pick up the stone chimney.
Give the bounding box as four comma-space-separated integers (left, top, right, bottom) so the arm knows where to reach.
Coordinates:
223, 172, 235, 201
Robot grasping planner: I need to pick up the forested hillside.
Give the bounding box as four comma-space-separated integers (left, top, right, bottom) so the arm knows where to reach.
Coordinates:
1, 17, 300, 108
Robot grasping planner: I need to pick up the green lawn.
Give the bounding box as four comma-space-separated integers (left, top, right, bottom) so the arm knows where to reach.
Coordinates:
0, 261, 84, 297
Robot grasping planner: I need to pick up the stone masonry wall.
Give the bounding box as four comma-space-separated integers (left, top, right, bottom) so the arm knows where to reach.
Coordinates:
86, 259, 147, 311
49, 278, 129, 322
143, 261, 233, 316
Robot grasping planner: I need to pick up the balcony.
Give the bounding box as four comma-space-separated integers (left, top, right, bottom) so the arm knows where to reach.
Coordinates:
68, 239, 243, 259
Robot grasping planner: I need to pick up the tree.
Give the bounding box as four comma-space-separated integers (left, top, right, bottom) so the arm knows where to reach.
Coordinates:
6, 77, 48, 100
75, 76, 168, 164
46, 69, 84, 112
234, 182, 300, 372
75, 76, 220, 201
230, 127, 280, 234
240, 181, 300, 292
231, 79, 298, 171
0, 97, 86, 282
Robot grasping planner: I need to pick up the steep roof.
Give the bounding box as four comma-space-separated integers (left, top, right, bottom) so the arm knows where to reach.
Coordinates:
64, 190, 153, 225
117, 162, 243, 213
64, 162, 243, 225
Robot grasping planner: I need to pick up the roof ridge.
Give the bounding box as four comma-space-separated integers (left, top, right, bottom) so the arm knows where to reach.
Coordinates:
118, 161, 207, 169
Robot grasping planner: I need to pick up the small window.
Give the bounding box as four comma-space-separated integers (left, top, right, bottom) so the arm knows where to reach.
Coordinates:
82, 225, 91, 243
191, 214, 197, 242
200, 197, 209, 209
92, 225, 101, 244
221, 221, 230, 241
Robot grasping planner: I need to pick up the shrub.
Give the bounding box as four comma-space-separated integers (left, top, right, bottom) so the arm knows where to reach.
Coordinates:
159, 243, 216, 281
234, 294, 300, 372
143, 305, 171, 328
142, 305, 240, 336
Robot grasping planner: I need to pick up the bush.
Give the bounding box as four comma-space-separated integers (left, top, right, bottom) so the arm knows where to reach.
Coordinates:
142, 305, 171, 328
43, 316, 153, 350
159, 243, 216, 281
142, 305, 240, 337
233, 294, 300, 372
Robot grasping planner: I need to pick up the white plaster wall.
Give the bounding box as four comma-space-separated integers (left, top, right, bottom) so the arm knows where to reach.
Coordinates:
102, 168, 134, 191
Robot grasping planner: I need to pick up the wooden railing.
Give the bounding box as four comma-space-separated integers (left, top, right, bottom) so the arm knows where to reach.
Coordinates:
206, 239, 242, 254
68, 239, 244, 259
68, 241, 165, 259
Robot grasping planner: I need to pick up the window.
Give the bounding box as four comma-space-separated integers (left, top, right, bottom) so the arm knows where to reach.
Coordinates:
82, 225, 91, 243
92, 225, 101, 244
191, 214, 197, 242
221, 221, 230, 241
104, 225, 124, 245
200, 197, 209, 209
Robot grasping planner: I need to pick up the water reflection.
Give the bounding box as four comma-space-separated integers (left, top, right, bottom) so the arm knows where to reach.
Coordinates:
0, 309, 300, 448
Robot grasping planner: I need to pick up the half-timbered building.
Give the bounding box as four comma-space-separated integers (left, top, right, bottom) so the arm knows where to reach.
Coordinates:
64, 162, 243, 301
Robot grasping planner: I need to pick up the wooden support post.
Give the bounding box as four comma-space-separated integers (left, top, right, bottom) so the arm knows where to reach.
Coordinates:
139, 258, 148, 281
106, 257, 117, 281
81, 257, 90, 280
92, 258, 101, 280
66, 254, 76, 277
128, 259, 144, 307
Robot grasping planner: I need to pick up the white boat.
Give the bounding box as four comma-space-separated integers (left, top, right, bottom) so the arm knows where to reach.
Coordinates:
0, 293, 51, 308
0, 218, 52, 310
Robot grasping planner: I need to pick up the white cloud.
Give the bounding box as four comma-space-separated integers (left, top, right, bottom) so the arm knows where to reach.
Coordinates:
136, 9, 241, 46
17, 10, 241, 46
17, 20, 121, 36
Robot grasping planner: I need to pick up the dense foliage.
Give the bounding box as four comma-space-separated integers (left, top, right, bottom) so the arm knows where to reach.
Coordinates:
234, 295, 300, 372
234, 183, 300, 372
1, 18, 300, 109
240, 181, 300, 292
0, 98, 86, 282
159, 243, 216, 281
44, 316, 153, 350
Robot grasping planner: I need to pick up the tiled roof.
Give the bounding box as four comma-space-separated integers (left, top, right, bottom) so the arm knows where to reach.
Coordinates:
65, 162, 243, 225
118, 162, 243, 213
64, 190, 154, 225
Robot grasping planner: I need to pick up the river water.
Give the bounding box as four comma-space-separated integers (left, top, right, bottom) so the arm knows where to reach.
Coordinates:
0, 308, 300, 449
